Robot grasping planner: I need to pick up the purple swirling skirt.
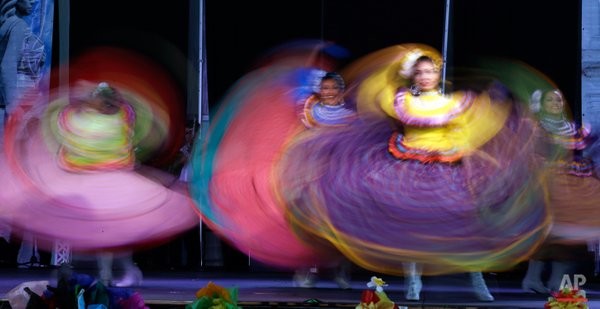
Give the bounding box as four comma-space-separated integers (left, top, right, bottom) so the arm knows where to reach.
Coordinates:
276, 112, 550, 275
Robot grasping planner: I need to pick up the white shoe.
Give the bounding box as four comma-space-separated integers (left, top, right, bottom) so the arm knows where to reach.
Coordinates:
403, 262, 422, 301
97, 253, 113, 287
98, 267, 112, 287
293, 269, 316, 288
405, 275, 422, 301
114, 267, 143, 287
522, 260, 548, 293
333, 262, 351, 289
334, 276, 351, 290
470, 272, 494, 301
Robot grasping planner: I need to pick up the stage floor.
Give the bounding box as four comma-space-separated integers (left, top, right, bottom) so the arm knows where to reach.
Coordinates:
1, 266, 598, 308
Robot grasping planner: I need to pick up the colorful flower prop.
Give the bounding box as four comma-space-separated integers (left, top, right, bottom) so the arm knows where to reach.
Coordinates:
544, 288, 588, 309
7, 267, 149, 309
356, 277, 398, 309
187, 282, 241, 309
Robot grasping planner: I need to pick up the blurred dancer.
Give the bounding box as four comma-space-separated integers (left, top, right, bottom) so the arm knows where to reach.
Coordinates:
522, 88, 598, 293
188, 44, 345, 274
293, 72, 355, 289
60, 82, 143, 286
1, 81, 198, 286
389, 54, 493, 302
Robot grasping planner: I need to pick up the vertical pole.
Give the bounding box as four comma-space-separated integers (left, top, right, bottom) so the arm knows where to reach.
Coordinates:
199, 0, 210, 142
188, 0, 203, 267
58, 0, 69, 92
189, 0, 214, 269
52, 0, 71, 267
441, 0, 451, 94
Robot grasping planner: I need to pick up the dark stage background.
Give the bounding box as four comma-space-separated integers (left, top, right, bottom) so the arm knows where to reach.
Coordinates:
61, 0, 580, 118
46, 0, 581, 270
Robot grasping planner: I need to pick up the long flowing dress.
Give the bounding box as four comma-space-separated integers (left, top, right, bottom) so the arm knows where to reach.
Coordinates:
188, 41, 353, 269
0, 86, 199, 253
536, 114, 600, 243
190, 67, 343, 269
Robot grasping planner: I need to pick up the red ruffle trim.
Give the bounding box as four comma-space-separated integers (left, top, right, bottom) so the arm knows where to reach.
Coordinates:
388, 132, 463, 164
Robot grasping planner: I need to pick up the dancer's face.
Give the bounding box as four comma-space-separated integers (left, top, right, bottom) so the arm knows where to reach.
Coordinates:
412, 60, 440, 92
319, 79, 343, 105
86, 98, 121, 115
541, 91, 564, 115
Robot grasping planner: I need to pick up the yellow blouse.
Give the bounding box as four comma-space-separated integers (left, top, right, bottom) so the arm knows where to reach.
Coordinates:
381, 89, 510, 155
